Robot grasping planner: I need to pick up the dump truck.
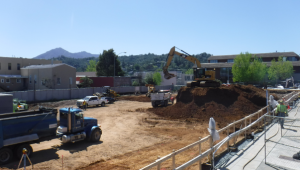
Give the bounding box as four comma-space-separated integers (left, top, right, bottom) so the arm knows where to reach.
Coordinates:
151, 90, 175, 107
0, 107, 101, 164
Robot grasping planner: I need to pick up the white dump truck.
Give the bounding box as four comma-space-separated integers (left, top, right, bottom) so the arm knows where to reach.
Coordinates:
77, 96, 108, 108
151, 90, 175, 107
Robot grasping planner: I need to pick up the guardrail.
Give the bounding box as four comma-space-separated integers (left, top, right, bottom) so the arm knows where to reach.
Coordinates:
140, 91, 300, 170
140, 106, 268, 170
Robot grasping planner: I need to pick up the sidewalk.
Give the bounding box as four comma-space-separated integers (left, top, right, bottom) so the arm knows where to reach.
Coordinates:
221, 105, 300, 170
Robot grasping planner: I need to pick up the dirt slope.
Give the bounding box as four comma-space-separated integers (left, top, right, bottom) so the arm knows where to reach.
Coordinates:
148, 85, 275, 128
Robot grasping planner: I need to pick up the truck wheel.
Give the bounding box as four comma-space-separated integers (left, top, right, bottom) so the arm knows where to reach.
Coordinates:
101, 102, 105, 107
152, 101, 156, 108
16, 144, 33, 159
0, 148, 13, 165
91, 128, 101, 142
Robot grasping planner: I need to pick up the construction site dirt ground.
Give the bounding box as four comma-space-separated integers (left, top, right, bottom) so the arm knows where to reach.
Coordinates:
1, 86, 290, 170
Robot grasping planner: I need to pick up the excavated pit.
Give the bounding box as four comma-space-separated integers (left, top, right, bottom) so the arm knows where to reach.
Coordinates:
148, 85, 277, 128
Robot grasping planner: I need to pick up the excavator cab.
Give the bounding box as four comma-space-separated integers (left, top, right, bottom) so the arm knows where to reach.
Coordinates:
193, 68, 206, 79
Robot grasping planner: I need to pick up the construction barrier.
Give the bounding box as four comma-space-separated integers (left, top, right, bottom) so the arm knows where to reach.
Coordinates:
1, 85, 173, 103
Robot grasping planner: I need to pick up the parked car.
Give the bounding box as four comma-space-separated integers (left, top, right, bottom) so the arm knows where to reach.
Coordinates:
103, 97, 116, 104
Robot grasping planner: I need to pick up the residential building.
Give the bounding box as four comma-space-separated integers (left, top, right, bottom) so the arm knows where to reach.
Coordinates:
0, 56, 61, 91
21, 63, 76, 90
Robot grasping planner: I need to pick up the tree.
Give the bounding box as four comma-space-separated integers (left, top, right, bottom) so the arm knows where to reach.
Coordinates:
132, 80, 139, 86
80, 76, 93, 87
144, 73, 155, 84
153, 72, 162, 85
134, 64, 140, 71
268, 56, 294, 82
96, 49, 125, 76
232, 52, 267, 83
185, 68, 193, 74
86, 60, 97, 72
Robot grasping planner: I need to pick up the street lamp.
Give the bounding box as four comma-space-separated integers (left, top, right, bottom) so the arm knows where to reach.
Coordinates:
114, 52, 126, 87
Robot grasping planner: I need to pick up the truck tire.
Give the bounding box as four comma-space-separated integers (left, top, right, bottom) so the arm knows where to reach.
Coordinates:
164, 100, 168, 107
16, 144, 33, 159
0, 148, 13, 165
152, 101, 156, 108
101, 102, 105, 107
91, 128, 101, 142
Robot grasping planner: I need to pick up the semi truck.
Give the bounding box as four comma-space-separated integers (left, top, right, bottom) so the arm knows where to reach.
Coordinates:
0, 107, 101, 165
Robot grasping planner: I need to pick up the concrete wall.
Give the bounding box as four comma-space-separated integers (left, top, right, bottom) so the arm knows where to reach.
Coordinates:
2, 85, 173, 102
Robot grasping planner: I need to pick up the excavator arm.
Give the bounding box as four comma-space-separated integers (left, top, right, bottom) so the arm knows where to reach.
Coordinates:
163, 46, 202, 79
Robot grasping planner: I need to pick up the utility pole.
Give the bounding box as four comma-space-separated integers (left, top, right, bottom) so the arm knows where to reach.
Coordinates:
114, 52, 126, 87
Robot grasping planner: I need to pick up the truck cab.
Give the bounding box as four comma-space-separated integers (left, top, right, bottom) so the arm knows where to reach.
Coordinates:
57, 108, 102, 143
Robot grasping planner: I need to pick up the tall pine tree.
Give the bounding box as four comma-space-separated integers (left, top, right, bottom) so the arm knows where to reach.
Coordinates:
96, 49, 125, 76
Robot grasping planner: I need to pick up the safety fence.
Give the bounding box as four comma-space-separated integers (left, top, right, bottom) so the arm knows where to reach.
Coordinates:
140, 91, 299, 170
0, 85, 173, 103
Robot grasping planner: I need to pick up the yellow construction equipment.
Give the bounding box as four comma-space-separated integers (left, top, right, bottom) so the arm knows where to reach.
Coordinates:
145, 84, 155, 97
163, 46, 220, 88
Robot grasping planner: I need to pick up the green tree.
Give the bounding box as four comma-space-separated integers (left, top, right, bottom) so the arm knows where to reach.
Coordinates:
153, 72, 162, 85
232, 52, 267, 83
86, 60, 97, 72
132, 80, 139, 86
80, 76, 93, 87
268, 56, 294, 82
96, 49, 125, 76
144, 73, 155, 84
185, 68, 193, 74
134, 64, 140, 71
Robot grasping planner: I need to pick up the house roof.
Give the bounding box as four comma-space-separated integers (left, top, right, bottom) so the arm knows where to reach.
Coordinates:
21, 63, 75, 69
76, 72, 97, 77
208, 52, 299, 60
201, 61, 300, 68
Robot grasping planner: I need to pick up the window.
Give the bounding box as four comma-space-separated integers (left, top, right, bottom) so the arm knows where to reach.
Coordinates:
16, 79, 21, 83
17, 63, 20, 70
227, 59, 234, 63
185, 76, 190, 81
57, 78, 61, 85
6, 79, 10, 83
29, 75, 32, 84
8, 63, 11, 70
210, 60, 218, 63
287, 57, 297, 61
1, 79, 4, 83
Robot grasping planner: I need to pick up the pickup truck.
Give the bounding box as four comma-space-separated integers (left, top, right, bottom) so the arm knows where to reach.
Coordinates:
77, 96, 108, 108
0, 107, 101, 164
151, 90, 175, 107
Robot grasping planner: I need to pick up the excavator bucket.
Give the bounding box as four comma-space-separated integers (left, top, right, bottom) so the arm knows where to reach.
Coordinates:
163, 69, 176, 79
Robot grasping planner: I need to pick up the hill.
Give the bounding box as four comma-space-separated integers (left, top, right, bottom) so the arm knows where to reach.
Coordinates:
34, 48, 99, 59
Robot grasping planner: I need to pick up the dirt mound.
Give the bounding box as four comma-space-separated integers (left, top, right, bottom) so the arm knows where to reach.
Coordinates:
148, 85, 276, 128
118, 95, 151, 102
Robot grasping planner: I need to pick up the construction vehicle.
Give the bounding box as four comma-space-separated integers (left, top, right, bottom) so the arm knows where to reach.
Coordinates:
145, 84, 155, 97
0, 106, 101, 165
151, 90, 175, 107
103, 86, 119, 98
285, 76, 294, 88
163, 46, 220, 88
13, 98, 28, 112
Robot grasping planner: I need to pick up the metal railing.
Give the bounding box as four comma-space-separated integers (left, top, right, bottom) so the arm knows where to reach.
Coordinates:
140, 91, 300, 170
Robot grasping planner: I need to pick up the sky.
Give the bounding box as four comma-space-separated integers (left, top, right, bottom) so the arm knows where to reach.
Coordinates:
0, 0, 299, 58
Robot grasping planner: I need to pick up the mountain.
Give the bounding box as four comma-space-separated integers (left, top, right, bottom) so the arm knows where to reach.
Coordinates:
34, 48, 99, 59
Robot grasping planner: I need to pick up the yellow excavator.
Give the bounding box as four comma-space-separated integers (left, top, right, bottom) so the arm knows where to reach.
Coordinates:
163, 46, 220, 88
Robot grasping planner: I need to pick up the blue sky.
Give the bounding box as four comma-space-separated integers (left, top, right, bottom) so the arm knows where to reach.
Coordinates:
1, 0, 299, 58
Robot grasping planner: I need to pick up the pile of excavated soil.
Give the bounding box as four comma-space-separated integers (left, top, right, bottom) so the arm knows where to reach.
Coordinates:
148, 85, 277, 128
118, 95, 151, 102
